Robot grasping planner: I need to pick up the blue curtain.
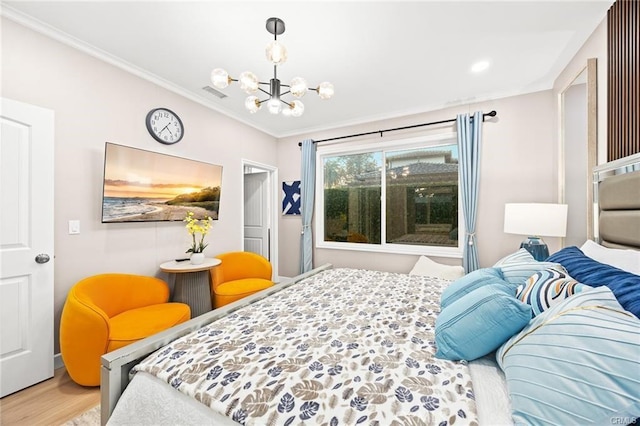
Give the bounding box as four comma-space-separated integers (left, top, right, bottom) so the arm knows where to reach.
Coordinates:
456, 112, 483, 273
299, 139, 316, 273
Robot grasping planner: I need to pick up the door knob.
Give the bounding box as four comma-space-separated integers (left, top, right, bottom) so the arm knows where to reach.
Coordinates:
35, 254, 50, 264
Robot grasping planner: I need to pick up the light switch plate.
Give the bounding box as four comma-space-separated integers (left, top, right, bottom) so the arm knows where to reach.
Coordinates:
68, 220, 80, 235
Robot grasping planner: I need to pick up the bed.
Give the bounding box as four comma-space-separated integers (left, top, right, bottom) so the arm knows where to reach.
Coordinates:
101, 154, 640, 425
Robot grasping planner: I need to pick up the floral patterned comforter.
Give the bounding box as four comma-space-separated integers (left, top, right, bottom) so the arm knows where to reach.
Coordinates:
132, 268, 478, 425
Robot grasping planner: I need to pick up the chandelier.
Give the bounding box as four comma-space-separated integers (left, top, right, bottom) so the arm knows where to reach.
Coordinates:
210, 17, 334, 117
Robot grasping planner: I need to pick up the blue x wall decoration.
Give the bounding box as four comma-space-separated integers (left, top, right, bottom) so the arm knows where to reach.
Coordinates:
282, 180, 301, 215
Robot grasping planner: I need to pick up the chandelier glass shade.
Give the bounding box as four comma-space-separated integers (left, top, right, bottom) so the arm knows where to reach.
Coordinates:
210, 17, 333, 117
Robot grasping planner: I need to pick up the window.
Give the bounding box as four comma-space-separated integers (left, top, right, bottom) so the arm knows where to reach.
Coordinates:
317, 134, 463, 257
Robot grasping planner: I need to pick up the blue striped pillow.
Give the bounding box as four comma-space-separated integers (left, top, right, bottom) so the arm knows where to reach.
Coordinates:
494, 248, 566, 287
497, 287, 640, 425
515, 267, 587, 316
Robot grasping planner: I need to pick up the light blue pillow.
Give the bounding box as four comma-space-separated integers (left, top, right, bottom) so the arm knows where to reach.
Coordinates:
493, 248, 566, 287
440, 267, 509, 309
435, 284, 532, 361
497, 286, 640, 425
494, 247, 536, 265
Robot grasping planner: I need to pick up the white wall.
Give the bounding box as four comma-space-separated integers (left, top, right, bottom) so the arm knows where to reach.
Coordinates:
277, 90, 559, 278
1, 18, 277, 354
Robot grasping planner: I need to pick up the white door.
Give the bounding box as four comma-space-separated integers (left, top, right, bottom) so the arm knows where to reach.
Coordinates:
0, 98, 54, 397
244, 171, 270, 258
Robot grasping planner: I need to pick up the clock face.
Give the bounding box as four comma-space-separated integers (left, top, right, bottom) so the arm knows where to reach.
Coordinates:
146, 108, 184, 144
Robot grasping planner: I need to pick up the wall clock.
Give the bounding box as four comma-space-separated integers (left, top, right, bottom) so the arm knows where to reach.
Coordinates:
145, 108, 184, 144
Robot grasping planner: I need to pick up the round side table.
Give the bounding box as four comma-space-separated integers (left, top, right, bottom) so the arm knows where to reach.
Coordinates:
159, 258, 221, 317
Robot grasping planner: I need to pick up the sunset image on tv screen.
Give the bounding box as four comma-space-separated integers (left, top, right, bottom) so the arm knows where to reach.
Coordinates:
101, 143, 222, 223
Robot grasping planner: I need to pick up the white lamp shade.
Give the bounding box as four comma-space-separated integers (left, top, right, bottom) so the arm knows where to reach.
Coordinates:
244, 96, 261, 113
317, 82, 334, 99
267, 98, 282, 114
504, 203, 568, 237
210, 68, 229, 89
290, 100, 304, 117
265, 40, 287, 65
239, 71, 259, 94
290, 77, 308, 98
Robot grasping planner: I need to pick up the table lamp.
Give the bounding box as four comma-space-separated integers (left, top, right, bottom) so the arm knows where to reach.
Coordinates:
504, 203, 568, 261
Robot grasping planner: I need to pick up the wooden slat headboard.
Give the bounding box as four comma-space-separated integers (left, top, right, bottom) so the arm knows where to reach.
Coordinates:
593, 153, 640, 250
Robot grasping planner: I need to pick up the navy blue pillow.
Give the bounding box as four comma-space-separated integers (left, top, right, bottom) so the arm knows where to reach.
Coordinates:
546, 246, 640, 318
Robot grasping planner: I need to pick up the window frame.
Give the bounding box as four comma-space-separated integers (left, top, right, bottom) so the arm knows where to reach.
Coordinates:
315, 133, 465, 258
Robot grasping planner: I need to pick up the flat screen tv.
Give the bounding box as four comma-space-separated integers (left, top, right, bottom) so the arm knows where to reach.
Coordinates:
101, 142, 223, 223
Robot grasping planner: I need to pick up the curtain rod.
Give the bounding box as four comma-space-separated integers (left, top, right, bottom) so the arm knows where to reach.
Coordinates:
298, 110, 497, 146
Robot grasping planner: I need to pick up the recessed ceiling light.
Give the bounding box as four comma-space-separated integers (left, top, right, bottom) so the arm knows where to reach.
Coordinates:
471, 60, 490, 73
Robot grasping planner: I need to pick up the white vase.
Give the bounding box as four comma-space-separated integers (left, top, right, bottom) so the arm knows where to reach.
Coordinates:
190, 252, 205, 265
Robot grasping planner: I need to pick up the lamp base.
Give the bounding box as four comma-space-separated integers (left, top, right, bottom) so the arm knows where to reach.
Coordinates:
520, 237, 549, 261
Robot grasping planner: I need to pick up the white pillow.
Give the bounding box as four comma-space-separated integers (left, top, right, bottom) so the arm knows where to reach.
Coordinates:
580, 240, 640, 275
409, 256, 465, 280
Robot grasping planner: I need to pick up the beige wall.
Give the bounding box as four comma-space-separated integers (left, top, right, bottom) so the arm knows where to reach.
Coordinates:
2, 18, 277, 354
277, 90, 560, 278
553, 17, 608, 165
276, 17, 610, 279
2, 12, 608, 357
552, 17, 608, 245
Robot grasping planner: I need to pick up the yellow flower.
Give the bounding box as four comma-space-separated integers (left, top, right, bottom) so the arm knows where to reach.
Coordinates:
183, 211, 213, 254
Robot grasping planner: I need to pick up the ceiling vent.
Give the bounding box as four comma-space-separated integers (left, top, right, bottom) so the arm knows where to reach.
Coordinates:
202, 85, 227, 99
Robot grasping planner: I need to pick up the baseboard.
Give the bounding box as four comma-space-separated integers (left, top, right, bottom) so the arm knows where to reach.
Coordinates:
275, 275, 292, 284
54, 352, 64, 370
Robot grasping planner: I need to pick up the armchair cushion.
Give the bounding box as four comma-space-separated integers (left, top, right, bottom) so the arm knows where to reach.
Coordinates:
215, 278, 273, 296
215, 278, 274, 308
108, 303, 191, 352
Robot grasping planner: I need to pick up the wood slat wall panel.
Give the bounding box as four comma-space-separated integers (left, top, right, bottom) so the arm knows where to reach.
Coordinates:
608, 0, 640, 161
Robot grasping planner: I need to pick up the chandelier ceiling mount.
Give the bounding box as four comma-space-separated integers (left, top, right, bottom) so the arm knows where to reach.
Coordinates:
210, 17, 334, 117
265, 17, 286, 36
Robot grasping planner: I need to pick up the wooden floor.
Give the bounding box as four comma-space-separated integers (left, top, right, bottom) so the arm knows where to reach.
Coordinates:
0, 367, 100, 425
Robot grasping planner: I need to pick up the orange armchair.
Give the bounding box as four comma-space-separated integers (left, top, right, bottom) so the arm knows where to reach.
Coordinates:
60, 274, 190, 386
211, 252, 274, 308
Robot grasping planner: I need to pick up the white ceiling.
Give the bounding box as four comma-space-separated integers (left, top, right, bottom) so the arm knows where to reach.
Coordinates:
2, 1, 613, 138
